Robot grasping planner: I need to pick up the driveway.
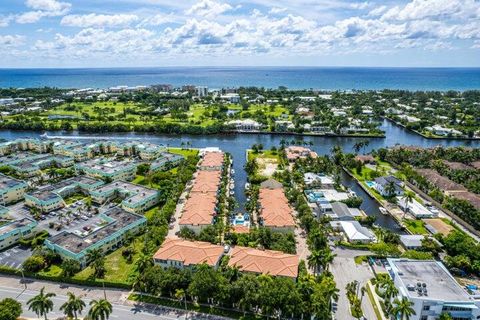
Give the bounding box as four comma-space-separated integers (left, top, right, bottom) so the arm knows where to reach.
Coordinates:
331, 247, 377, 320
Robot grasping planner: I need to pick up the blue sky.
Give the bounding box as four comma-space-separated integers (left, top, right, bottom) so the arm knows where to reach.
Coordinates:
0, 0, 479, 68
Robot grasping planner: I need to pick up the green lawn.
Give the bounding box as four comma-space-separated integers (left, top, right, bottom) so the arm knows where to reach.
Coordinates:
73, 238, 144, 284
403, 219, 428, 234
168, 147, 199, 158
63, 193, 87, 205
38, 264, 64, 277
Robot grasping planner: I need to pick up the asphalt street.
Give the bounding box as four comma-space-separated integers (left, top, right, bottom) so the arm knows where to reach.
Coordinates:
0, 276, 231, 320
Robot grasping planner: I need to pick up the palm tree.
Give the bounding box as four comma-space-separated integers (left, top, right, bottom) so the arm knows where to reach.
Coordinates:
307, 250, 322, 275
60, 292, 85, 320
385, 181, 397, 198
86, 248, 103, 266
402, 190, 415, 218
134, 253, 153, 274
392, 296, 416, 320
27, 287, 56, 320
87, 299, 112, 320
175, 289, 188, 316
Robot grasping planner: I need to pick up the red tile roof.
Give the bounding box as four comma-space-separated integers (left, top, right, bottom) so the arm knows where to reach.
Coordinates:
200, 151, 224, 168
179, 192, 217, 226
154, 238, 224, 267
228, 246, 299, 278
259, 188, 295, 228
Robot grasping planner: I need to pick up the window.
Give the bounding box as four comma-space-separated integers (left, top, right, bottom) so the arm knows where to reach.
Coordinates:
423, 306, 430, 311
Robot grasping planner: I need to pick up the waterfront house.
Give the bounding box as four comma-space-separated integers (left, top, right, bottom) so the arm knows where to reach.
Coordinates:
227, 119, 263, 132
331, 220, 376, 244
374, 175, 404, 197
258, 179, 295, 232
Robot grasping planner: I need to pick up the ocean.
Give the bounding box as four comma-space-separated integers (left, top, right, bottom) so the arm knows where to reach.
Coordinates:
0, 67, 479, 91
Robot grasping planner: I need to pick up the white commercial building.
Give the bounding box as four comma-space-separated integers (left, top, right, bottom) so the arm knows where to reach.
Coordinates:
387, 259, 480, 320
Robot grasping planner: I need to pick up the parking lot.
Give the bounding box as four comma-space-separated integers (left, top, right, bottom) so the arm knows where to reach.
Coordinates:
0, 246, 33, 269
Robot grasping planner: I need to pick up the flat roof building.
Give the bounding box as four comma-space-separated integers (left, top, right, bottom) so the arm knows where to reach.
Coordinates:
0, 174, 28, 205
45, 206, 146, 266
0, 218, 37, 250
75, 158, 137, 181
150, 152, 185, 172
90, 181, 159, 214
387, 258, 480, 320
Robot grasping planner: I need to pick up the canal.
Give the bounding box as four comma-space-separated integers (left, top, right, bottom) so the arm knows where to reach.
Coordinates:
1, 119, 479, 231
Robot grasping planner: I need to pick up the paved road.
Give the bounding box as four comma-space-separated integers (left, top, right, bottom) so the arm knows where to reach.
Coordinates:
167, 175, 195, 238
0, 276, 230, 320
331, 247, 377, 320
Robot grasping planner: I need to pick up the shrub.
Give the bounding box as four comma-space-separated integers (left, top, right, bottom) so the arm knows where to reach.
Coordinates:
22, 255, 45, 273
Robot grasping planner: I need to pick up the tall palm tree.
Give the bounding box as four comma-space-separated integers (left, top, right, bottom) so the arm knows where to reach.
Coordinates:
392, 296, 416, 320
60, 292, 85, 320
402, 190, 415, 219
87, 299, 112, 320
85, 248, 103, 266
134, 253, 153, 274
27, 287, 56, 320
307, 250, 322, 275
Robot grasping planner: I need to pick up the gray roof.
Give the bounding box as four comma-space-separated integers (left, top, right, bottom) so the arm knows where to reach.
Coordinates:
388, 259, 474, 302
399, 235, 424, 248
331, 202, 353, 219
260, 179, 283, 190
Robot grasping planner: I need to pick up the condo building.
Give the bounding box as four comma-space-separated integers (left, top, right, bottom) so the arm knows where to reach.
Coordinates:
45, 206, 147, 266
0, 218, 38, 250
0, 174, 28, 205
90, 181, 160, 214
75, 158, 137, 181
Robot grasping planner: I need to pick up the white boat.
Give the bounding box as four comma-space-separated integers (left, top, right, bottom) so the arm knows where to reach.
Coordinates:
229, 190, 235, 196
231, 169, 235, 175
40, 133, 48, 138
379, 207, 388, 215
245, 182, 250, 190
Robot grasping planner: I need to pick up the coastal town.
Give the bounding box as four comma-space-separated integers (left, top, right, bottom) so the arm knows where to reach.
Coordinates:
0, 133, 479, 320
1, 86, 478, 139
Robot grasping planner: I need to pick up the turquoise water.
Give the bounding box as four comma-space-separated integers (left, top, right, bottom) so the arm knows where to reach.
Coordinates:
1, 67, 479, 90
366, 181, 376, 188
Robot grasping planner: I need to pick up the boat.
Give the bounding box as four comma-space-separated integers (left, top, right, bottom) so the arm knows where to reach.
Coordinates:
231, 169, 235, 175
40, 133, 48, 138
379, 207, 388, 215
245, 182, 250, 190
229, 190, 235, 196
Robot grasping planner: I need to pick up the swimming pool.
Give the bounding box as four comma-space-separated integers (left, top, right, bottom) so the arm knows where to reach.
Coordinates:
366, 181, 376, 188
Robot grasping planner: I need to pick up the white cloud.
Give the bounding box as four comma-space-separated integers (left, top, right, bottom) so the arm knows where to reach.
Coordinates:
25, 0, 71, 12
0, 35, 25, 47
186, 0, 233, 18
0, 15, 14, 27
16, 0, 71, 23
269, 7, 287, 15
141, 13, 177, 26
61, 14, 139, 28
382, 0, 478, 21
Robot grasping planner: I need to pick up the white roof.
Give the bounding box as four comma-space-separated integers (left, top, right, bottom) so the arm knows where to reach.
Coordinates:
339, 221, 375, 242
399, 235, 424, 248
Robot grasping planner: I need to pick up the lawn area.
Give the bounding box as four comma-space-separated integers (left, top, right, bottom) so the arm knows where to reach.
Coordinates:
38, 264, 64, 277
63, 193, 87, 205
73, 238, 144, 284
247, 149, 280, 162
403, 219, 428, 234
366, 282, 383, 320
168, 147, 199, 158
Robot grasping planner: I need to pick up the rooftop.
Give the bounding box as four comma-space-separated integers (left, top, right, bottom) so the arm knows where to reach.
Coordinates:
92, 181, 158, 204
47, 206, 145, 254
199, 151, 224, 168
388, 259, 473, 302
77, 158, 136, 174
228, 246, 299, 278
259, 188, 295, 228
153, 238, 224, 267
179, 192, 217, 226
190, 170, 222, 193
0, 174, 26, 189
416, 169, 467, 192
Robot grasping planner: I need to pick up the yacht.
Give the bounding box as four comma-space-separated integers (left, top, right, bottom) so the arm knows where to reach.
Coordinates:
379, 207, 388, 215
